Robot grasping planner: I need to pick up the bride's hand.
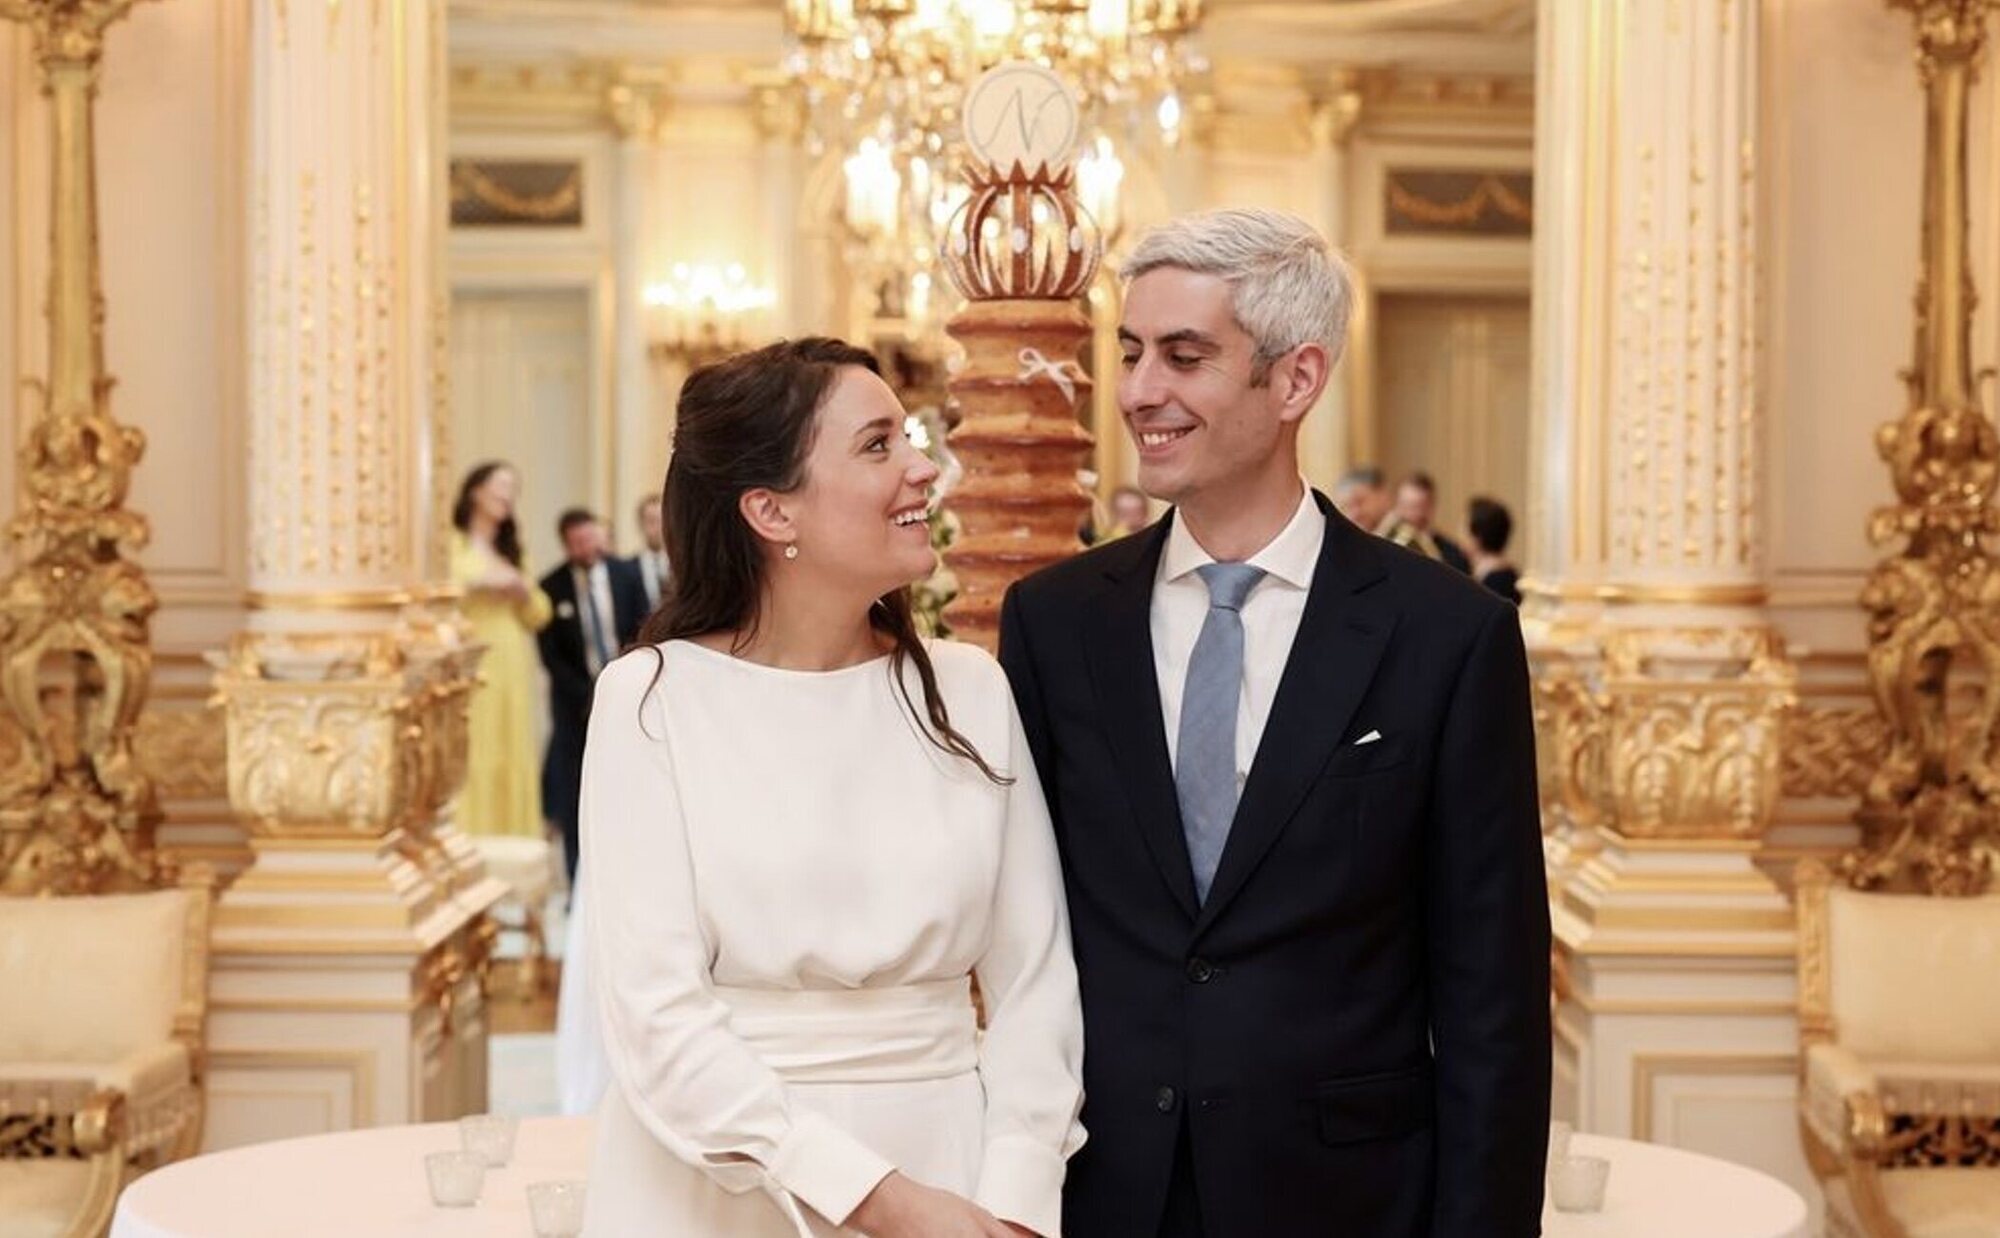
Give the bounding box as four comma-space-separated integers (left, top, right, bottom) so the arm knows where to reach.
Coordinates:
845, 1172, 1016, 1238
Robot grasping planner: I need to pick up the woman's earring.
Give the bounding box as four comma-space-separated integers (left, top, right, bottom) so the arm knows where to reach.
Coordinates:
784, 544, 799, 561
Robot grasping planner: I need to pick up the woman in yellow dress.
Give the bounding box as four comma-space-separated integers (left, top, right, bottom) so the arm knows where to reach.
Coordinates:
450, 461, 553, 837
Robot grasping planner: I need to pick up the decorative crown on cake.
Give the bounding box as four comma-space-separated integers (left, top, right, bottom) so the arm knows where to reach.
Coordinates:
939, 61, 1105, 302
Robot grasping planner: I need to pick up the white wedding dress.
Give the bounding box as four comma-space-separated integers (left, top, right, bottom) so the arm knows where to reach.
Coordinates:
580, 639, 1085, 1238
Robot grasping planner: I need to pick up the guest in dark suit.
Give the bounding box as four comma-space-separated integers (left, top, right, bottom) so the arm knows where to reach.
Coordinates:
1385, 471, 1472, 574
999, 208, 1550, 1238
631, 493, 671, 613
538, 508, 648, 884
1469, 495, 1523, 606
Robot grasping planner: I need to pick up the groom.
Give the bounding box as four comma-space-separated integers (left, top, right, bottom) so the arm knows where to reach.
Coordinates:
998, 209, 1549, 1236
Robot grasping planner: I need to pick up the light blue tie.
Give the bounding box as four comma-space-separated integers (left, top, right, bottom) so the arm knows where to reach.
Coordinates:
579, 572, 613, 672
1176, 562, 1266, 904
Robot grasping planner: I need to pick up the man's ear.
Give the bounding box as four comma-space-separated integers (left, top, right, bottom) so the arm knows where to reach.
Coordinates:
1276, 342, 1331, 425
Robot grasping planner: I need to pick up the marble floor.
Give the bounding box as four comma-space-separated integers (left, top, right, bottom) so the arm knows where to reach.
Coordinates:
487, 884, 571, 1119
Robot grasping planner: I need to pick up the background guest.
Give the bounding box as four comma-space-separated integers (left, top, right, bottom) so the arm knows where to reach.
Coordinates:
448, 462, 553, 838
1383, 470, 1472, 573
1332, 464, 1391, 533
1103, 484, 1153, 540
632, 493, 671, 613
536, 509, 648, 884
1469, 494, 1523, 605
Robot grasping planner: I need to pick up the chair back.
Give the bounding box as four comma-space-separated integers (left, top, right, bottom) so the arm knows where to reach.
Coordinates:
0, 876, 211, 1066
1803, 867, 2000, 1063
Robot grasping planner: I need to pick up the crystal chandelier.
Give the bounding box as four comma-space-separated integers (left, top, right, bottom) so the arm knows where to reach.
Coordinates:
785, 0, 1203, 324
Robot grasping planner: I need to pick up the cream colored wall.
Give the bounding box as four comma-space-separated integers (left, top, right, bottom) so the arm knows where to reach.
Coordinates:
449, 84, 823, 533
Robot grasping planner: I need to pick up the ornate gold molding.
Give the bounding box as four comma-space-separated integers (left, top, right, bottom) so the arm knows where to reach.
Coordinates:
1602, 628, 1796, 840
210, 623, 482, 857
0, 0, 162, 896
1883, 1110, 2000, 1167
1783, 704, 1889, 801
1528, 650, 1607, 832
1848, 0, 2000, 895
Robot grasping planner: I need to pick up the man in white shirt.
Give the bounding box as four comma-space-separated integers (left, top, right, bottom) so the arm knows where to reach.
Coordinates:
537, 508, 648, 884
998, 208, 1550, 1238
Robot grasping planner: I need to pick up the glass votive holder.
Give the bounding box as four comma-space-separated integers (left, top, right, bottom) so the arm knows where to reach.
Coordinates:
1548, 1153, 1611, 1213
527, 1180, 587, 1238
425, 1150, 486, 1207
1547, 1119, 1574, 1167
459, 1112, 520, 1168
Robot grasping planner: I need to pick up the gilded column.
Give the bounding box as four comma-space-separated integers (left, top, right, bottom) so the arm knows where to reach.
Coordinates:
201, 0, 499, 1147
244, 0, 444, 624
1531, 0, 1807, 1191
0, 0, 161, 896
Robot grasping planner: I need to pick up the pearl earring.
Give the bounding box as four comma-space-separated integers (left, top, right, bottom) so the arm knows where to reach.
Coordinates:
784, 544, 799, 561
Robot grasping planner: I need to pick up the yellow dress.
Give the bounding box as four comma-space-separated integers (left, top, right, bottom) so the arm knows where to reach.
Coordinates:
451, 533, 554, 837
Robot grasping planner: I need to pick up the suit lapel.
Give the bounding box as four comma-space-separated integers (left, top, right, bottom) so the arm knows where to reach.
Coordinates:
1194, 499, 1398, 936
1083, 522, 1200, 920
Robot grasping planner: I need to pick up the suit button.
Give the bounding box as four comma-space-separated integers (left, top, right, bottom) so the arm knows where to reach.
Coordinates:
1186, 957, 1216, 983
1155, 1086, 1178, 1113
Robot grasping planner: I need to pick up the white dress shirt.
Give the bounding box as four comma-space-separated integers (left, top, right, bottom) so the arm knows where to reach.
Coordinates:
574, 560, 619, 675
1151, 485, 1326, 790
638, 549, 668, 610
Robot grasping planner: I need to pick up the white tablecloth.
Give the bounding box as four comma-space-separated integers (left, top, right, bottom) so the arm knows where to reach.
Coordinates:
113, 1119, 1805, 1236
1544, 1133, 1809, 1238
111, 1117, 593, 1238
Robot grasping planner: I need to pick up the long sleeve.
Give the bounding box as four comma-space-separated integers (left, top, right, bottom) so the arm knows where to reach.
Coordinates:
1424, 604, 1551, 1235
515, 565, 553, 633
580, 653, 897, 1232
970, 691, 1087, 1238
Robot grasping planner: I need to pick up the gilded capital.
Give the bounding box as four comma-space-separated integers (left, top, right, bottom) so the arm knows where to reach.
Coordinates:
0, 0, 152, 68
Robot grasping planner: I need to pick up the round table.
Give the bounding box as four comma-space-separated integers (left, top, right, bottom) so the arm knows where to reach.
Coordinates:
1543, 1133, 1809, 1238
114, 1119, 1806, 1237
111, 1116, 593, 1238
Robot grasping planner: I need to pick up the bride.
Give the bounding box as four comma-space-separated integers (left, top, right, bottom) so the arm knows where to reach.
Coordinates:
580, 337, 1085, 1237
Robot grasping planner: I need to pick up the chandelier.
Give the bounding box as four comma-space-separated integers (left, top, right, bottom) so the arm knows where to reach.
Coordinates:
642, 262, 778, 365
784, 0, 1204, 324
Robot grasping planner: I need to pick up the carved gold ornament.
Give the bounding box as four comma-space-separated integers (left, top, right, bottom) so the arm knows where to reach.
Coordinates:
211, 624, 483, 853
1850, 0, 2000, 895
0, 0, 162, 896
1528, 653, 1608, 832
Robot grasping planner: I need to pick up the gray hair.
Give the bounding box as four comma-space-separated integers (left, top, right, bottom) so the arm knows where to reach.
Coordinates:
1333, 465, 1384, 497
1120, 208, 1354, 381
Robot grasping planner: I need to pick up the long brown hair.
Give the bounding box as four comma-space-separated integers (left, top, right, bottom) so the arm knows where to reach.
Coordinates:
636, 337, 1004, 783
452, 461, 523, 568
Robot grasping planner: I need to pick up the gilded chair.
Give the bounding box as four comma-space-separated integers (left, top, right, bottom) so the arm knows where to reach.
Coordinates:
1796, 859, 2000, 1237
0, 866, 214, 1238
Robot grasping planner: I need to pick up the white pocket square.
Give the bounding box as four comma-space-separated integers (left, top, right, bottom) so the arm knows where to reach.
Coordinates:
1354, 729, 1383, 746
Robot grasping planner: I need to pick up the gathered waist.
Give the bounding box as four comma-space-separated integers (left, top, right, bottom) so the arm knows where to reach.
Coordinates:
713, 975, 979, 1085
